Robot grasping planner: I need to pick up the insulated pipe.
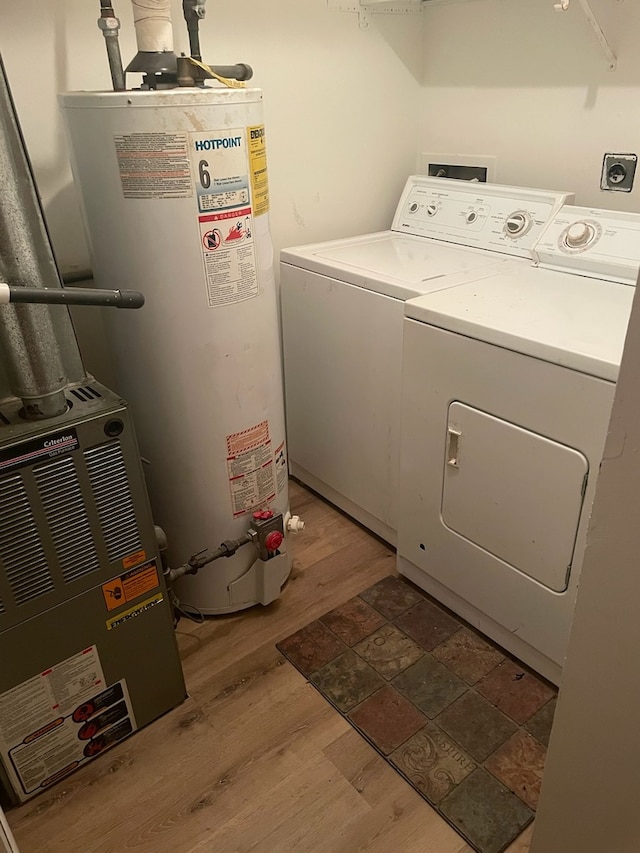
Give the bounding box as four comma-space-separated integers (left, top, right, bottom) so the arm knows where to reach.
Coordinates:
0, 55, 73, 419
131, 0, 174, 52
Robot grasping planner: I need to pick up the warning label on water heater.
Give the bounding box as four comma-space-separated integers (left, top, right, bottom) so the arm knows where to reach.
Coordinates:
0, 647, 136, 799
190, 129, 259, 308
248, 125, 270, 216
226, 420, 276, 517
114, 132, 193, 199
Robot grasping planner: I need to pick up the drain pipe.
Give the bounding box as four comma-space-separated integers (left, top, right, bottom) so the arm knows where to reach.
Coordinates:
0, 55, 74, 420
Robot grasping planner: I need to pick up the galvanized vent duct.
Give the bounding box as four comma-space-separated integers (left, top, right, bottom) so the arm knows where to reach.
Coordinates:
0, 54, 86, 420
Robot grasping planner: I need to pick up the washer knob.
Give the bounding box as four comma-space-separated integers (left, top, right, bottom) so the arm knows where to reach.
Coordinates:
504, 211, 531, 237
426, 203, 438, 217
466, 211, 478, 224
564, 221, 596, 249
409, 201, 419, 213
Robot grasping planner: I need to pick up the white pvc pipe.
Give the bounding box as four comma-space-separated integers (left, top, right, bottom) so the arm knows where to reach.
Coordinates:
0, 284, 9, 305
131, 0, 173, 52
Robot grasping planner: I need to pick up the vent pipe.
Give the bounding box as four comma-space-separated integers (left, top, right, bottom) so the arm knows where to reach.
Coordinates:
0, 55, 85, 419
131, 0, 173, 52
126, 0, 178, 85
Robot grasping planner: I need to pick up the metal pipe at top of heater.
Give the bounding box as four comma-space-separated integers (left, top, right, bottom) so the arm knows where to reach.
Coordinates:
0, 55, 75, 420
98, 2, 126, 91
183, 0, 207, 62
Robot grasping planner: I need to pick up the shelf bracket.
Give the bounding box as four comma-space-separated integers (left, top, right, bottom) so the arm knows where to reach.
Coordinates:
554, 0, 618, 71
328, 1, 422, 30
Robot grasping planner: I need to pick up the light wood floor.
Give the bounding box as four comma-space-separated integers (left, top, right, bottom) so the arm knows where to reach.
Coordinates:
8, 481, 533, 852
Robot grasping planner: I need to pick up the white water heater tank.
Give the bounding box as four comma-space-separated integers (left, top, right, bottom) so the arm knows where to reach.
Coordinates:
60, 87, 292, 614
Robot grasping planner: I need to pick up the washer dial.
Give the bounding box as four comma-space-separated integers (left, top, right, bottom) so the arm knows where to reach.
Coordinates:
426, 203, 438, 217
408, 200, 419, 214
561, 220, 600, 251
504, 211, 532, 238
465, 211, 478, 224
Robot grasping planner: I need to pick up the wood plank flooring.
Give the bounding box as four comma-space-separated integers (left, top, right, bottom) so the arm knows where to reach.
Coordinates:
7, 481, 533, 852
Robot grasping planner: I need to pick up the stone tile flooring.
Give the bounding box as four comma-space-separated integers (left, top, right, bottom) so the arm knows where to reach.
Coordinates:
277, 575, 557, 853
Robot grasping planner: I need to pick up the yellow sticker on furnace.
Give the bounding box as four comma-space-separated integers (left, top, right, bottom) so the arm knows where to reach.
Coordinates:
106, 593, 164, 631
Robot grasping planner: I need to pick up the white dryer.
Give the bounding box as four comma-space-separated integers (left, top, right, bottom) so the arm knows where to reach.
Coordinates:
280, 177, 572, 544
398, 205, 640, 684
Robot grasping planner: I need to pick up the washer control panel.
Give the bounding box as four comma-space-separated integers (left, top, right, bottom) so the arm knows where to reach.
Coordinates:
392, 176, 573, 258
534, 205, 640, 284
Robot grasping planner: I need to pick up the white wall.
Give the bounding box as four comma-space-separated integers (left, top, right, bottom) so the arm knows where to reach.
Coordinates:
3, 1, 640, 382
419, 0, 640, 209
0, 0, 423, 276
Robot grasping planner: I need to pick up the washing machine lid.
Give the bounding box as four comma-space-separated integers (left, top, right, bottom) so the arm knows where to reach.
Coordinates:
280, 231, 510, 301
404, 266, 635, 381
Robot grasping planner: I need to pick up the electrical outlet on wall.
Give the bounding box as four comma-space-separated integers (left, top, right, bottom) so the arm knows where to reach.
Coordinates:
601, 154, 637, 193
420, 153, 497, 183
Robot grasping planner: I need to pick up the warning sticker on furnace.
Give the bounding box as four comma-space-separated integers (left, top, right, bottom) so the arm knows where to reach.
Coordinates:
0, 648, 138, 799
4, 678, 136, 799
227, 420, 276, 517
102, 558, 160, 612
114, 132, 192, 199
190, 129, 259, 308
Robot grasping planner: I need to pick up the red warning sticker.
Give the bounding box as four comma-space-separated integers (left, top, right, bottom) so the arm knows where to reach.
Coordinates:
226, 420, 276, 517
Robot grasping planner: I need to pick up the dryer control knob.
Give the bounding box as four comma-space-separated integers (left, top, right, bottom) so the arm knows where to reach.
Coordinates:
504, 211, 531, 237
426, 203, 438, 217
564, 221, 596, 249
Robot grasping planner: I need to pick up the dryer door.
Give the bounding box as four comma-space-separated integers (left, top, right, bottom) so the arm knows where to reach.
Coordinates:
442, 403, 588, 592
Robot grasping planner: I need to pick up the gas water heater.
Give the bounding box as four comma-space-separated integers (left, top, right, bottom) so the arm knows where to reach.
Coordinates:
61, 3, 300, 615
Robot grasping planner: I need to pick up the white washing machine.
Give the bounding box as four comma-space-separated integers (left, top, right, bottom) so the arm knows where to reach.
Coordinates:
398, 204, 640, 685
280, 177, 572, 544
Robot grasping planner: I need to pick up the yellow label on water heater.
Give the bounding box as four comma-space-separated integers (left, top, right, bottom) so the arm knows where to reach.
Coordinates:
248, 125, 269, 216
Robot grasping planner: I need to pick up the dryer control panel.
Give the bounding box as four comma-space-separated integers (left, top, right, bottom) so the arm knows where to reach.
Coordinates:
534, 205, 640, 284
392, 176, 573, 258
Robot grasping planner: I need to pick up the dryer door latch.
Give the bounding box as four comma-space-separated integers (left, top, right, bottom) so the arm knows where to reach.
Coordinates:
446, 427, 462, 468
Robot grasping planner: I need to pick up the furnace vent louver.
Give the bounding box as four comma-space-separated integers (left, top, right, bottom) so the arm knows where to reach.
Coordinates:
70, 386, 103, 403
34, 456, 100, 583
84, 442, 141, 561
0, 474, 54, 605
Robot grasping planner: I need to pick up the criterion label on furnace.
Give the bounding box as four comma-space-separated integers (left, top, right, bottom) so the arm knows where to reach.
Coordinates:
0, 428, 79, 475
